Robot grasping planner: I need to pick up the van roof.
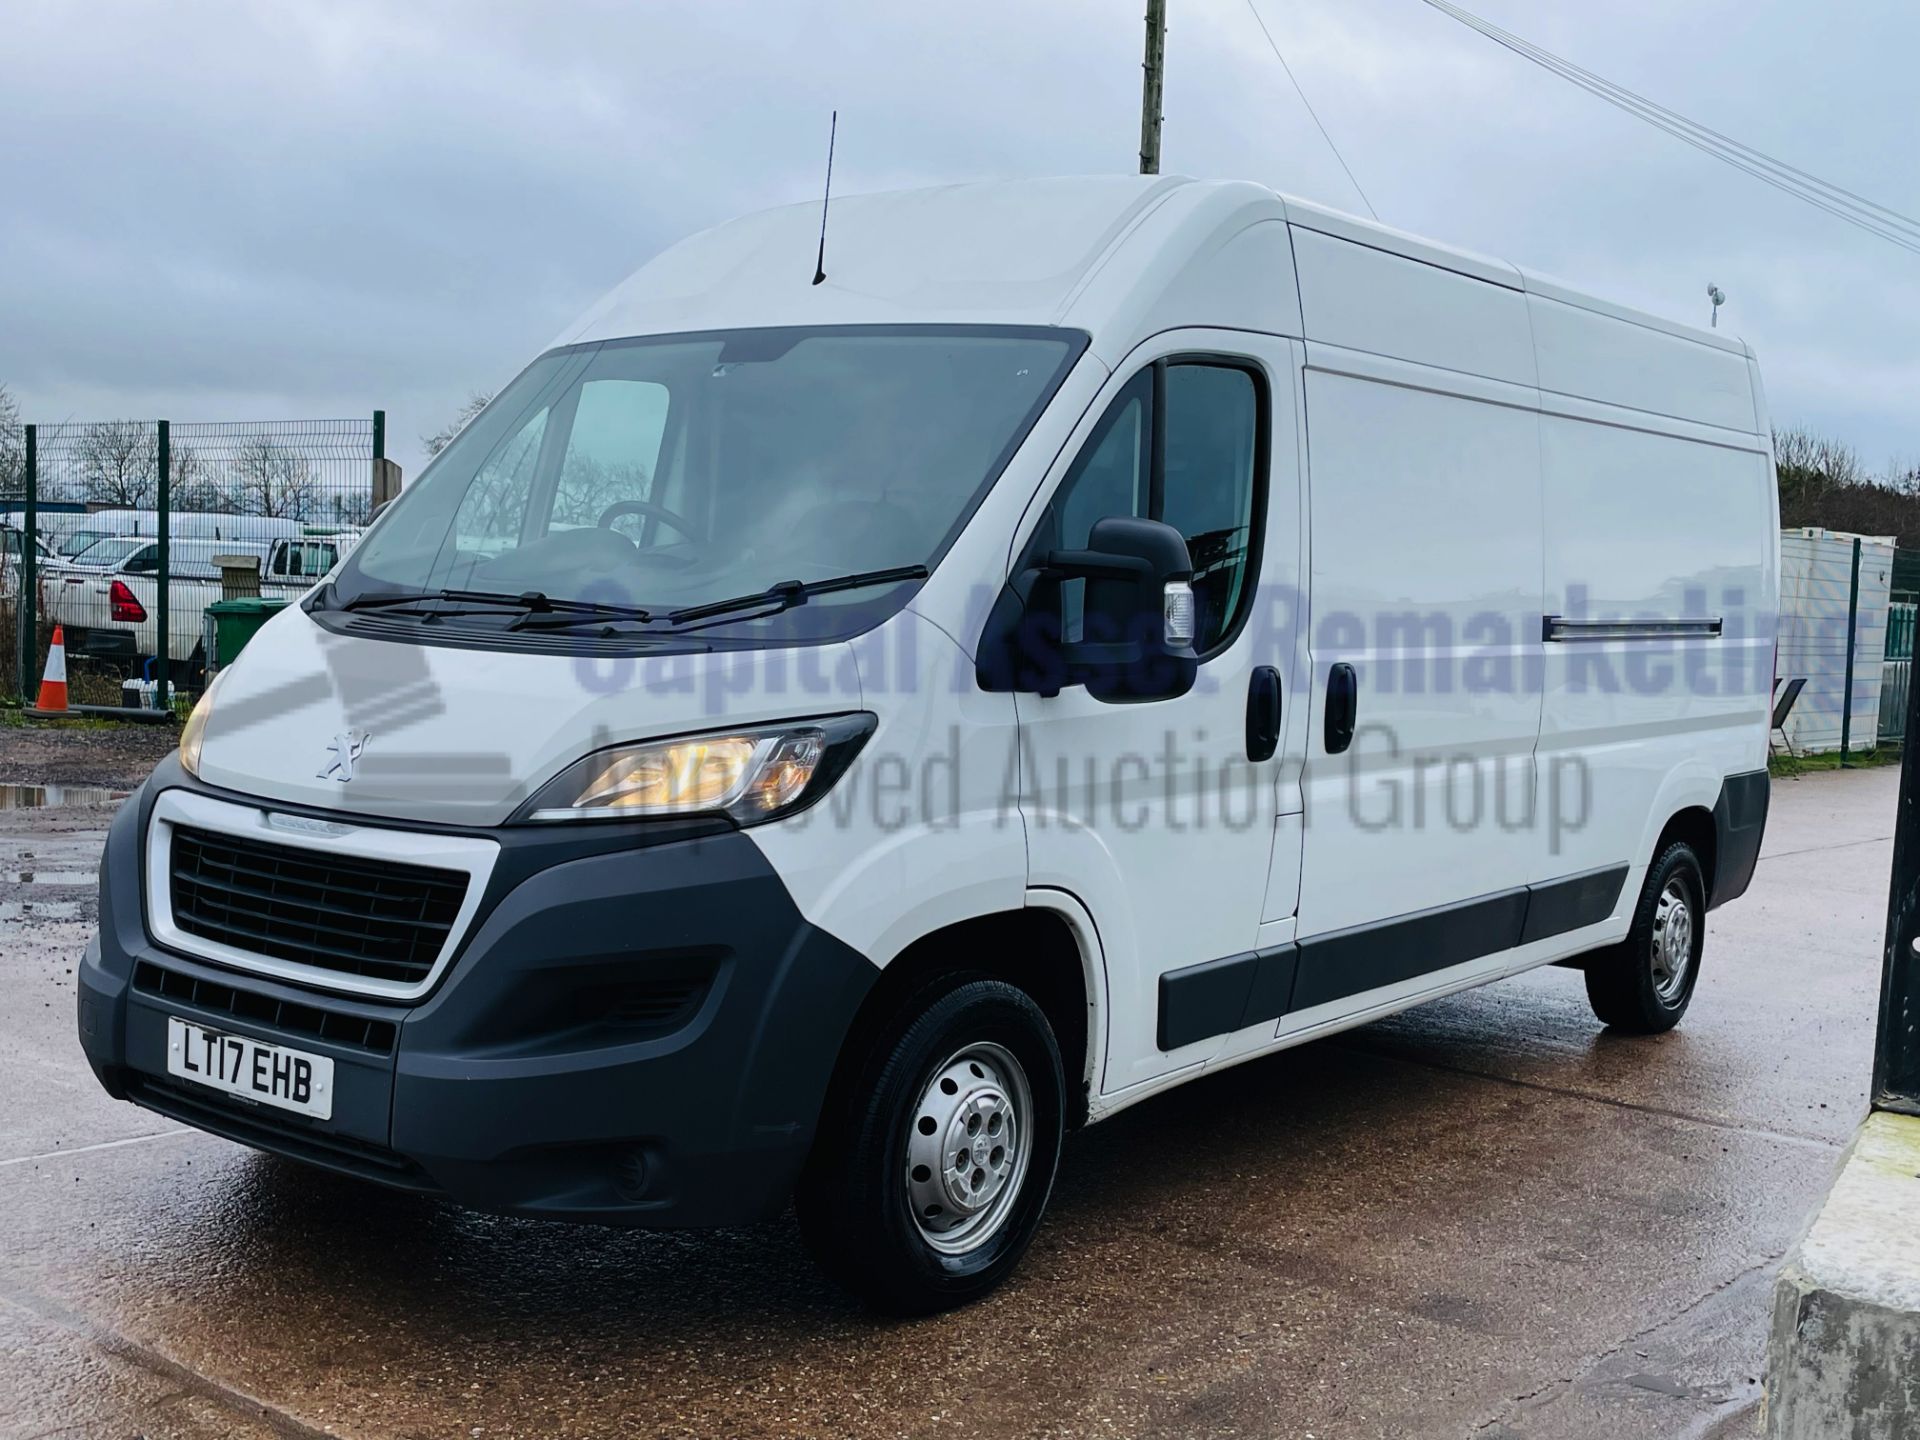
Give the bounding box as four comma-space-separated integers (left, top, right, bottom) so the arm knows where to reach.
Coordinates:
561, 175, 1752, 365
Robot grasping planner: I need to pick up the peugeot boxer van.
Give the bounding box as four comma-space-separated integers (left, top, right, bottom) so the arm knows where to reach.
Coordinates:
45, 511, 304, 560
77, 177, 1777, 1313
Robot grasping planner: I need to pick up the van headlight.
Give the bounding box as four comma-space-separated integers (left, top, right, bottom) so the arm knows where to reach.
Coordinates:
516, 714, 876, 824
178, 670, 228, 779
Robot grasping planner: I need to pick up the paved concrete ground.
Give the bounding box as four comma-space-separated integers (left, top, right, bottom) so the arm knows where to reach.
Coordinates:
0, 759, 1896, 1439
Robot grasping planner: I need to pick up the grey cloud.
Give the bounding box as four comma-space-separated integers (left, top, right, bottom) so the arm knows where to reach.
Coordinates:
2, 0, 1914, 474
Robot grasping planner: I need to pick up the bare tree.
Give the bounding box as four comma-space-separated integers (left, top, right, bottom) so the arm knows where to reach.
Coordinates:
76, 420, 156, 508
1775, 426, 1920, 546
166, 443, 226, 512
423, 391, 494, 458
1775, 427, 1865, 494
0, 384, 21, 499
325, 486, 374, 528
447, 416, 545, 547
550, 455, 653, 530
1887, 456, 1920, 498
231, 436, 317, 519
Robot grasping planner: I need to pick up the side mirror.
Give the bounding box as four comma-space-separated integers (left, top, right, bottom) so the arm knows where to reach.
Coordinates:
977, 514, 1200, 702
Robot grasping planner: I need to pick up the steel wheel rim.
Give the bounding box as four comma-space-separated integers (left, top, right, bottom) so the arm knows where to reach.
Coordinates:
904, 1041, 1034, 1256
1651, 877, 1696, 1003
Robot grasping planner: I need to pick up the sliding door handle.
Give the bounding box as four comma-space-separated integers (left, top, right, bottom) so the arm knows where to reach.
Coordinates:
1246, 666, 1282, 762
1325, 663, 1357, 755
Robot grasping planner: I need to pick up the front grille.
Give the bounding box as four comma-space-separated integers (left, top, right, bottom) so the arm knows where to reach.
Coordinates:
133, 961, 398, 1055
168, 825, 467, 988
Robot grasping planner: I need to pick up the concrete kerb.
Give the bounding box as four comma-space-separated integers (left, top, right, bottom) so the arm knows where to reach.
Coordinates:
1766, 1110, 1920, 1437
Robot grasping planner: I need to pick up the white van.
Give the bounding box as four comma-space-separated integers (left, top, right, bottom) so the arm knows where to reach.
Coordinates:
49, 510, 306, 560
0, 509, 92, 556
78, 178, 1778, 1312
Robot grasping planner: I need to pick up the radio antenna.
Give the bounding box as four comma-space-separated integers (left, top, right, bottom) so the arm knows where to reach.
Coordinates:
812, 110, 837, 286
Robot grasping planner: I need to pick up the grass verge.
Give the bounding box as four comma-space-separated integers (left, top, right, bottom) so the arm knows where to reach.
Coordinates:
1771, 745, 1903, 778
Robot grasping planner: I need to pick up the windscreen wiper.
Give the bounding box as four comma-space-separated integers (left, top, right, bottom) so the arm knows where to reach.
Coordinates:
663, 565, 929, 627
509, 600, 659, 631
336, 587, 652, 625
338, 587, 524, 613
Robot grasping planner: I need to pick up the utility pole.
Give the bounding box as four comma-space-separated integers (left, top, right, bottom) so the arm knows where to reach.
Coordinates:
1139, 0, 1167, 175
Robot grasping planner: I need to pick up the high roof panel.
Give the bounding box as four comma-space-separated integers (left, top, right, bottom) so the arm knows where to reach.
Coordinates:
558, 176, 1753, 395
560, 175, 1191, 347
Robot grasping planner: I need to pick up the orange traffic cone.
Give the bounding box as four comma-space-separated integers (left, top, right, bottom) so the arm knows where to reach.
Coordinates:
26, 625, 72, 718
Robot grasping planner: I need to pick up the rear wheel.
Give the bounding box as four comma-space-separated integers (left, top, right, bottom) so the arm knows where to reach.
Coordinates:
796, 977, 1064, 1314
1585, 840, 1706, 1033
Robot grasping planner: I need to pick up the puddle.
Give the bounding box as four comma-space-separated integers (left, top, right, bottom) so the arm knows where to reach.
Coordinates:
0, 871, 94, 886
0, 900, 82, 921
0, 783, 127, 809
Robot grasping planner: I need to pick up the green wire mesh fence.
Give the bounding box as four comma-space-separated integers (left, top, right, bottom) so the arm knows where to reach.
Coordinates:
4, 414, 389, 710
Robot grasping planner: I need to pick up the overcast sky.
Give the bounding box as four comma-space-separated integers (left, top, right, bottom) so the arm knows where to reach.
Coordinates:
3, 0, 1915, 478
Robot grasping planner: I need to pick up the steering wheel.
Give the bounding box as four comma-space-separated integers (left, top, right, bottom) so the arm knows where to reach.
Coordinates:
596, 499, 698, 543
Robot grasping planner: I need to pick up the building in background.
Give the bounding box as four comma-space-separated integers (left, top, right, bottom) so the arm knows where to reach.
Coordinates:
1777, 527, 1896, 754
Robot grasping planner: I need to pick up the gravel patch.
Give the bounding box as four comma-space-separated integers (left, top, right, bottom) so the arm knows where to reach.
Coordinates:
0, 715, 178, 791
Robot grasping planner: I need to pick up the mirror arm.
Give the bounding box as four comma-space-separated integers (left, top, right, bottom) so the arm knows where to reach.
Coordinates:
1036, 548, 1153, 582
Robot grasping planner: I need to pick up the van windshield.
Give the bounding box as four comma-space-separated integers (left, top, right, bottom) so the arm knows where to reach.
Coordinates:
326, 325, 1084, 637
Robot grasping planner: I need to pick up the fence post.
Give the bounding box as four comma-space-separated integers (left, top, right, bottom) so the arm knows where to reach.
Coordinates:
1842, 536, 1862, 765
1875, 606, 1920, 1110
369, 409, 403, 511
156, 420, 170, 710
19, 424, 35, 701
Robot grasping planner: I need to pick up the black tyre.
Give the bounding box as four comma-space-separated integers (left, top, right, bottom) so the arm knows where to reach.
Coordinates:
796, 977, 1065, 1315
1585, 840, 1706, 1033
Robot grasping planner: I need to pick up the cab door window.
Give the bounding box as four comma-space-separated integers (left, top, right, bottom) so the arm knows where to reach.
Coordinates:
1037, 359, 1264, 655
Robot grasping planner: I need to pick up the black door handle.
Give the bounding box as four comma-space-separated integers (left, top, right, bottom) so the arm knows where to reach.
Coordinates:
1325, 663, 1357, 754
1246, 666, 1282, 762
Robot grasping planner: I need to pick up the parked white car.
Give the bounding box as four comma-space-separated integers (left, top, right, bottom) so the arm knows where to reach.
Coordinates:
47, 532, 355, 677
50, 535, 163, 574
27, 510, 310, 562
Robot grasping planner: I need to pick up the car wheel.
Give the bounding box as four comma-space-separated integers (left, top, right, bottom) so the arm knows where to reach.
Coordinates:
1585, 840, 1706, 1034
796, 976, 1065, 1315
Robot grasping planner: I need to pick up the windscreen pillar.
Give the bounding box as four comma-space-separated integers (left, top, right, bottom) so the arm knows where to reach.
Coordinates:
1765, 645, 1920, 1435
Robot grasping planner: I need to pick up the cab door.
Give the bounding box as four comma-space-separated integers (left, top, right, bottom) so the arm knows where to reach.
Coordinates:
1011, 330, 1304, 1093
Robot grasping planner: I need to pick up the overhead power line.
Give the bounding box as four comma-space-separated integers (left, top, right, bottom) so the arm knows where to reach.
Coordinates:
1242, 0, 1379, 221
1417, 0, 1920, 257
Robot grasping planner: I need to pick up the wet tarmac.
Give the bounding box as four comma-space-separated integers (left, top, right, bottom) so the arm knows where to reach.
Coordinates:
0, 784, 127, 811
0, 764, 1895, 1439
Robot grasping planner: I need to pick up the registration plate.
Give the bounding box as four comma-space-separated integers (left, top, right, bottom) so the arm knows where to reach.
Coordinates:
165, 1017, 334, 1120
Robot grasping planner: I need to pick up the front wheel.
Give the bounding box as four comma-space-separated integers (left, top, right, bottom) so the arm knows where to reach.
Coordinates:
796, 977, 1065, 1314
1585, 840, 1706, 1033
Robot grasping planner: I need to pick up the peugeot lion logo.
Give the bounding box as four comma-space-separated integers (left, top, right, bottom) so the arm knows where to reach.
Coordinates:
318, 730, 370, 782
